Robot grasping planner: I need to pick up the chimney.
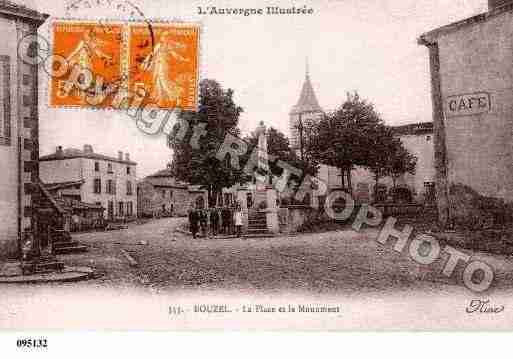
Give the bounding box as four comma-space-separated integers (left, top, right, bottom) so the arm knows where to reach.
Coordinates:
125, 152, 130, 161
56, 146, 63, 158
83, 144, 93, 154
118, 151, 123, 160
489, 0, 513, 9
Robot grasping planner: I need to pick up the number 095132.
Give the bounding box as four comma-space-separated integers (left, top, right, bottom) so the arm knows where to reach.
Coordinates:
16, 338, 47, 349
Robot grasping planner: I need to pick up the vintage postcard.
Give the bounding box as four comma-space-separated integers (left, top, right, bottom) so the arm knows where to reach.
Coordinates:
2, 0, 513, 340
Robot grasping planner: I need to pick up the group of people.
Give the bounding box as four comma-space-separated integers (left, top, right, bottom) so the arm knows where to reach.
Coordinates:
188, 204, 244, 239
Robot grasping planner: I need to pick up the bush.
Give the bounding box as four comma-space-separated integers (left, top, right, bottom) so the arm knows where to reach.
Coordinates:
448, 183, 513, 230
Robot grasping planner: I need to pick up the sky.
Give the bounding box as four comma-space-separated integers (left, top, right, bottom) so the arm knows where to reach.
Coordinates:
33, 0, 489, 178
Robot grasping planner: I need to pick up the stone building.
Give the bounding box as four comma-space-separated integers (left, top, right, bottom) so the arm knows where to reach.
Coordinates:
418, 0, 513, 223
137, 167, 207, 218
0, 2, 48, 258
39, 145, 137, 220
349, 123, 435, 203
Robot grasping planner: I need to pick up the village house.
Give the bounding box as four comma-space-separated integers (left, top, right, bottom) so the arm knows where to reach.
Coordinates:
137, 166, 207, 218
350, 122, 435, 203
419, 0, 513, 223
0, 2, 48, 258
39, 145, 137, 221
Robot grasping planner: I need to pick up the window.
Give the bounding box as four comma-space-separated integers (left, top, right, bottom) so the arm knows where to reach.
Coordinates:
22, 94, 31, 106
169, 190, 173, 200
127, 166, 131, 175
127, 202, 133, 216
126, 181, 133, 195
118, 201, 124, 216
94, 161, 100, 172
107, 163, 113, 173
108, 201, 114, 219
22, 74, 30, 86
426, 135, 431, 141
93, 178, 102, 194
107, 179, 116, 194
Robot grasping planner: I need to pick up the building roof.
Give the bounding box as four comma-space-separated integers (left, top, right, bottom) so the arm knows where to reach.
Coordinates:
141, 168, 206, 192
40, 148, 137, 165
43, 180, 85, 191
142, 168, 189, 188
188, 185, 206, 193
290, 72, 323, 115
418, 4, 513, 45
392, 122, 433, 136
55, 198, 105, 212
147, 167, 174, 178
0, 1, 49, 25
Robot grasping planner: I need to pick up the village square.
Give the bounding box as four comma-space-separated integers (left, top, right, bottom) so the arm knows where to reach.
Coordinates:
2, 0, 513, 322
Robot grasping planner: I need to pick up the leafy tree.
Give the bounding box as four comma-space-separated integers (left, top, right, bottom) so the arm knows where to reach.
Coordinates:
387, 144, 417, 189
306, 92, 418, 199
168, 79, 243, 206
365, 125, 401, 199
306, 92, 384, 192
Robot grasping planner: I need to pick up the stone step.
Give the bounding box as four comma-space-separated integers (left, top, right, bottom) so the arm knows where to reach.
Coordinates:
248, 220, 266, 224
248, 218, 267, 223
248, 219, 267, 224
53, 240, 82, 249
246, 228, 270, 235
54, 245, 88, 255
249, 213, 267, 217
243, 233, 274, 239
36, 261, 65, 272
22, 260, 65, 274
248, 225, 268, 231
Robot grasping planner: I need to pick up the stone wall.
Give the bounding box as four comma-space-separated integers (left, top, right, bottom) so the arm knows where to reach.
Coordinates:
279, 205, 322, 234
137, 181, 206, 217
0, 15, 41, 259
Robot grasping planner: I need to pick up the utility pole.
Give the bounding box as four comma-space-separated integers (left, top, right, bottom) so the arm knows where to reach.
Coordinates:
298, 113, 304, 162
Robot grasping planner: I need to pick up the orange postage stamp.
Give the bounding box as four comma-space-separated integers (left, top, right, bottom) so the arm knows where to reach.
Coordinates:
128, 23, 200, 111
50, 21, 123, 108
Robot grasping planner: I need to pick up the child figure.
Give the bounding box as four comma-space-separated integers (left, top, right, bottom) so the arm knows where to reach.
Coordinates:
234, 205, 243, 238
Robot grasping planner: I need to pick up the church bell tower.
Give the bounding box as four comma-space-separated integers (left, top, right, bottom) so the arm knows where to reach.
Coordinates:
289, 62, 324, 154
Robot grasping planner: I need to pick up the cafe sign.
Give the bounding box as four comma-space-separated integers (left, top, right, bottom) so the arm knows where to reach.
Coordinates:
445, 92, 491, 117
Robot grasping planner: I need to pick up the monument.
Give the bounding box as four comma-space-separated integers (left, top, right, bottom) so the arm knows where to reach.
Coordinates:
234, 121, 280, 235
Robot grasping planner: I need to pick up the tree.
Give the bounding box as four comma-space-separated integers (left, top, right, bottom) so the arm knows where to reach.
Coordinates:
366, 126, 418, 201
365, 125, 399, 200
168, 79, 243, 206
388, 145, 417, 189
306, 92, 385, 192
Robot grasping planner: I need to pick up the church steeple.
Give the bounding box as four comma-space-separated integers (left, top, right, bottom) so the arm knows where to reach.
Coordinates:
288, 61, 324, 151
290, 61, 322, 115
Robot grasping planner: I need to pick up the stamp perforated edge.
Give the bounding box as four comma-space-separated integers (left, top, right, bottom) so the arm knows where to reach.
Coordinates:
45, 17, 203, 113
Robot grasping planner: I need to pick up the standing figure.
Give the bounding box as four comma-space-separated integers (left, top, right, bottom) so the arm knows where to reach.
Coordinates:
221, 206, 231, 234
199, 208, 208, 238
140, 32, 189, 106
210, 207, 220, 237
188, 206, 199, 239
234, 205, 243, 238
